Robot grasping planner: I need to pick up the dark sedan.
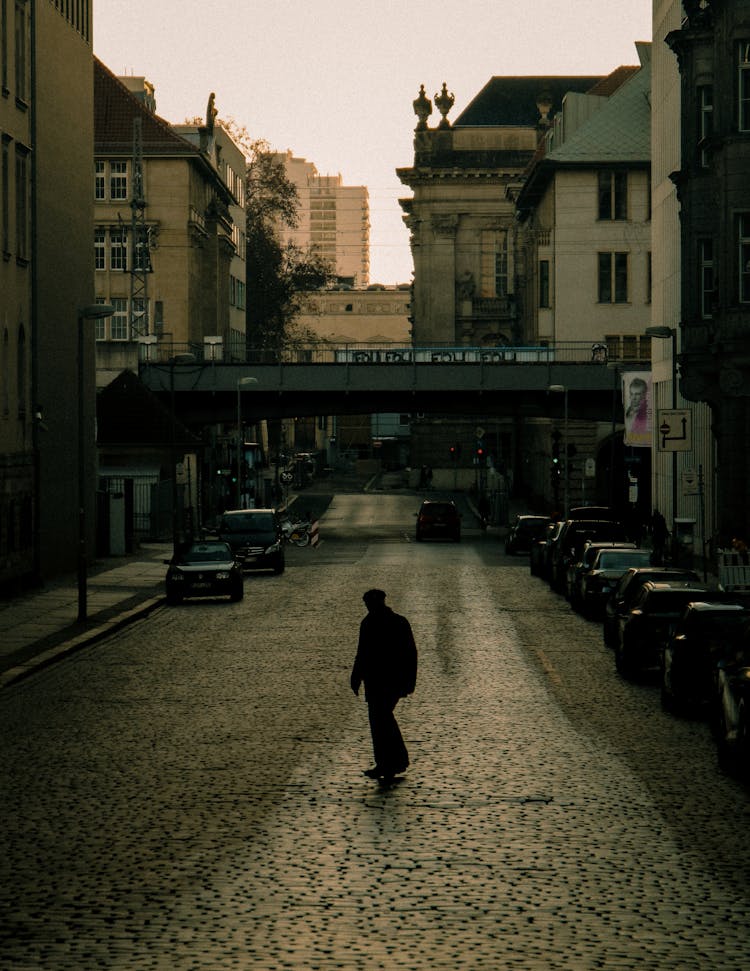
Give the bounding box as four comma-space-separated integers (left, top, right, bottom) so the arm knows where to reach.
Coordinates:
578, 546, 653, 617
165, 540, 244, 605
415, 500, 461, 542
714, 628, 750, 776
505, 514, 552, 555
661, 601, 750, 714
614, 581, 713, 678
602, 566, 702, 648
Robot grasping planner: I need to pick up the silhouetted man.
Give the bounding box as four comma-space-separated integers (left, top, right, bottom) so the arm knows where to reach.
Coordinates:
351, 589, 417, 782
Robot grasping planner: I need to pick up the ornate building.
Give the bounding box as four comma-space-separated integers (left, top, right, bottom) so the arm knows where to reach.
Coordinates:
397, 76, 602, 346
666, 1, 750, 542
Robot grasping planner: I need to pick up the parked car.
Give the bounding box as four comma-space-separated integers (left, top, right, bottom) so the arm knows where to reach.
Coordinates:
713, 627, 750, 775
566, 541, 637, 607
661, 601, 750, 714
165, 540, 244, 604
577, 546, 653, 617
415, 500, 461, 541
602, 566, 702, 648
614, 581, 713, 678
549, 519, 629, 593
216, 508, 285, 574
530, 521, 563, 578
505, 514, 552, 555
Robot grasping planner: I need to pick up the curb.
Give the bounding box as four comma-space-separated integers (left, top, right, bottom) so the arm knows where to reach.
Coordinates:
0, 596, 165, 690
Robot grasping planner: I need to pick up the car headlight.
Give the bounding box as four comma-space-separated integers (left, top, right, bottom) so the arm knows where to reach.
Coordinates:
215, 571, 231, 580
266, 541, 282, 554
168, 569, 185, 582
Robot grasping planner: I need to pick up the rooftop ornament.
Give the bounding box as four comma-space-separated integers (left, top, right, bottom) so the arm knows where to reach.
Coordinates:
434, 82, 455, 129
413, 84, 432, 131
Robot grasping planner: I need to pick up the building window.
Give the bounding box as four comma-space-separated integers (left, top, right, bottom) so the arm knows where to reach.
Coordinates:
94, 297, 108, 340
95, 160, 106, 200
14, 145, 28, 261
698, 239, 714, 318
646, 251, 652, 305
110, 297, 128, 341
16, 321, 25, 416
94, 227, 105, 270
14, 0, 27, 103
109, 160, 128, 201
1, 135, 9, 255
739, 214, 750, 303
1, 0, 8, 93
539, 259, 550, 308
739, 43, 750, 133
480, 230, 508, 297
698, 84, 713, 167
598, 252, 628, 303
110, 226, 127, 271
598, 170, 627, 220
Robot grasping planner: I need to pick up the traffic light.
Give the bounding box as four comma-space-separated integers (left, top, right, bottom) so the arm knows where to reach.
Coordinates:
476, 444, 485, 459
449, 444, 457, 461
551, 429, 561, 467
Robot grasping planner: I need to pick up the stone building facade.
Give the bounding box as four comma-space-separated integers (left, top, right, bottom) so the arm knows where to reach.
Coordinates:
1, 1, 95, 585
94, 63, 239, 384
666, 0, 750, 544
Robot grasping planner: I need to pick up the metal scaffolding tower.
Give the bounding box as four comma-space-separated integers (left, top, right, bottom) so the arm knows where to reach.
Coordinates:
129, 117, 151, 338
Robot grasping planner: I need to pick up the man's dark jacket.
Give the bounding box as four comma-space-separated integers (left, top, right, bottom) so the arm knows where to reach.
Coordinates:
351, 606, 417, 698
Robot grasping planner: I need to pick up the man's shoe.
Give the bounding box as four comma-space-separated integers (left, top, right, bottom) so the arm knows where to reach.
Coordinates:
363, 767, 382, 779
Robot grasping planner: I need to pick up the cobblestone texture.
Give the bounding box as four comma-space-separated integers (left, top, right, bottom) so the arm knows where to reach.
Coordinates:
2, 493, 750, 969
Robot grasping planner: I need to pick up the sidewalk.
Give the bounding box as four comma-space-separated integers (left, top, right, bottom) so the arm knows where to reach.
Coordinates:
0, 543, 171, 689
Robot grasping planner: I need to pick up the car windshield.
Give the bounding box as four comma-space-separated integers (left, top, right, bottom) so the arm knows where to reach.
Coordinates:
179, 544, 231, 564
221, 513, 275, 531
597, 550, 651, 571
422, 504, 455, 517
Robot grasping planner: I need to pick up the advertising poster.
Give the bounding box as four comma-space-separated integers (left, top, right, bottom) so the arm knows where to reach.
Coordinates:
622, 371, 652, 447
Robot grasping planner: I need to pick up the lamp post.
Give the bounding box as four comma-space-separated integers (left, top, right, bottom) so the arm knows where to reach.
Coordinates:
77, 303, 114, 623
548, 384, 569, 518
236, 376, 258, 508
645, 326, 677, 559
169, 353, 197, 554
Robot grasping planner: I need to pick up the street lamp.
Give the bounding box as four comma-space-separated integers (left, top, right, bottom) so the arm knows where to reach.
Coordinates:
169, 353, 197, 554
236, 376, 258, 508
645, 326, 677, 557
77, 303, 114, 623
548, 384, 569, 518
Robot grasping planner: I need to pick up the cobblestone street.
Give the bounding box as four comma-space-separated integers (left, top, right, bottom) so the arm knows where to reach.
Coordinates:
3, 493, 750, 969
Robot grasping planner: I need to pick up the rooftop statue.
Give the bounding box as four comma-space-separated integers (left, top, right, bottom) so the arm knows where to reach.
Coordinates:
413, 84, 432, 131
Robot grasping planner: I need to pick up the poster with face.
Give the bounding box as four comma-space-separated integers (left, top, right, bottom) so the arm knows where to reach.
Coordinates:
622, 371, 652, 447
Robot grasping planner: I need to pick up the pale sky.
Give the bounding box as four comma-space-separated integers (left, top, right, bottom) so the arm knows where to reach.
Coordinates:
94, 0, 653, 284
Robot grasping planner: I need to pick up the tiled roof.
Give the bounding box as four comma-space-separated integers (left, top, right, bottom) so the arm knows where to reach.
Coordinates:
546, 56, 651, 164
453, 76, 604, 127
94, 58, 198, 157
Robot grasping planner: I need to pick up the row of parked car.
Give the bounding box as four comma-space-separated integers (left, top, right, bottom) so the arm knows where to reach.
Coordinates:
164, 508, 289, 605
506, 509, 750, 777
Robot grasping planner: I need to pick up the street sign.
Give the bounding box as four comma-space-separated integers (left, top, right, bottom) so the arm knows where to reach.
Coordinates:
657, 408, 692, 451
280, 471, 293, 483
584, 457, 596, 478
682, 468, 701, 497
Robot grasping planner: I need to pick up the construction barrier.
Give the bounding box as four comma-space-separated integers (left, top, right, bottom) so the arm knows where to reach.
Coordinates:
310, 520, 320, 548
